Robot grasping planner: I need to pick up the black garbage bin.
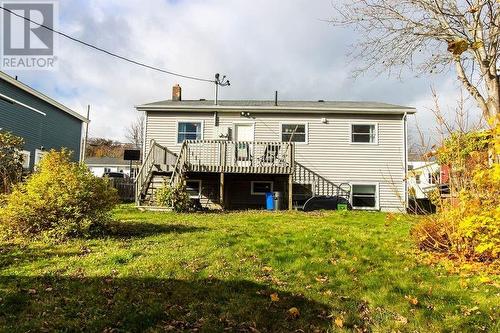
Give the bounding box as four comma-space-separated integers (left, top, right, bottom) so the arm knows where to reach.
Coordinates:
273, 191, 283, 210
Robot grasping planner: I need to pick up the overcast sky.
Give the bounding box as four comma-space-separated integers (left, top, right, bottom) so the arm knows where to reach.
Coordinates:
5, 0, 479, 141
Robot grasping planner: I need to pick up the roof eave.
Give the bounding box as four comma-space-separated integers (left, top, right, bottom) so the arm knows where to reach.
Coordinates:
136, 104, 417, 114
0, 71, 89, 123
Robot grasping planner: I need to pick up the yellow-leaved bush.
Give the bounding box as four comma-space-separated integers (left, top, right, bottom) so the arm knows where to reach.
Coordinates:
412, 118, 500, 262
0, 149, 118, 239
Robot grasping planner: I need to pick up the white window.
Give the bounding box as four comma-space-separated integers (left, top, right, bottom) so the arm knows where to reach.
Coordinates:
177, 121, 202, 143
251, 181, 273, 195
351, 124, 377, 144
20, 150, 30, 169
428, 171, 440, 185
281, 123, 307, 143
351, 184, 378, 209
34, 149, 48, 165
186, 180, 201, 198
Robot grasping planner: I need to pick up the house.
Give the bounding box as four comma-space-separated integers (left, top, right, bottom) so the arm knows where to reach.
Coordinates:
85, 156, 137, 177
407, 161, 442, 199
0, 71, 88, 170
135, 85, 416, 211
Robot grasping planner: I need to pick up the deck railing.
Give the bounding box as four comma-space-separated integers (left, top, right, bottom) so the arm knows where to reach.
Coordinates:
184, 140, 294, 174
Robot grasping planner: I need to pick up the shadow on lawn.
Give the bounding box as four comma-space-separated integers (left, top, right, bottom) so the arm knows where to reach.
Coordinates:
0, 275, 331, 332
108, 221, 208, 239
0, 244, 81, 270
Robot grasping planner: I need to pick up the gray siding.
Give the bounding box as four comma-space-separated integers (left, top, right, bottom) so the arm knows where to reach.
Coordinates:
0, 79, 83, 169
145, 111, 406, 212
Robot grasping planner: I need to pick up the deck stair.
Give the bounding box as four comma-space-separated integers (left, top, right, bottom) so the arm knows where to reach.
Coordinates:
135, 140, 178, 205
293, 162, 351, 208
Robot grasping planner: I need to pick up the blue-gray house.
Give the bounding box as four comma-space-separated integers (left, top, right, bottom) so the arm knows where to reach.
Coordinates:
0, 71, 88, 170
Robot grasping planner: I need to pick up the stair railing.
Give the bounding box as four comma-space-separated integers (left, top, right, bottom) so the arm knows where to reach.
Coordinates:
169, 141, 188, 188
135, 140, 172, 205
293, 162, 351, 200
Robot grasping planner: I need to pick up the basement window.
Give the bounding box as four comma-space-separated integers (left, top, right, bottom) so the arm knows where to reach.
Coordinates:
351, 124, 377, 144
251, 181, 273, 195
351, 184, 378, 209
186, 180, 201, 198
177, 121, 202, 143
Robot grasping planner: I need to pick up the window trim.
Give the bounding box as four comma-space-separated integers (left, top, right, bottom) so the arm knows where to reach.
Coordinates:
185, 179, 202, 199
349, 123, 378, 145
350, 182, 380, 210
250, 180, 274, 195
176, 120, 204, 144
20, 150, 31, 169
279, 122, 308, 144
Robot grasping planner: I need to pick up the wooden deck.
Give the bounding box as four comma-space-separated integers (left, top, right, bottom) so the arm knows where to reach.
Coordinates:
184, 140, 294, 174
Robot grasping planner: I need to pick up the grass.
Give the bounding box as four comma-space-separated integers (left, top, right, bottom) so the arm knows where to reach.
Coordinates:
0, 206, 498, 332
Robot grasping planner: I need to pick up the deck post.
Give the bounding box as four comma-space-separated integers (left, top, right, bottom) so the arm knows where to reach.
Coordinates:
288, 174, 293, 210
220, 172, 225, 210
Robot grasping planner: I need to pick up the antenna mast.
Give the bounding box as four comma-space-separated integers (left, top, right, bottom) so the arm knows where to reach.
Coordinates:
214, 73, 230, 105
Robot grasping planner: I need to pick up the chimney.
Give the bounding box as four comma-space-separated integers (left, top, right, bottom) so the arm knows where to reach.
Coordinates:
172, 84, 182, 101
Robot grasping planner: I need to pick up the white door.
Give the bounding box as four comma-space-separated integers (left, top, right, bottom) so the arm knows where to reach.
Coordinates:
234, 124, 254, 165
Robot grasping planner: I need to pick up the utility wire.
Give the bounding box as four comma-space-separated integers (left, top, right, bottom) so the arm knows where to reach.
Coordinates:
0, 6, 215, 83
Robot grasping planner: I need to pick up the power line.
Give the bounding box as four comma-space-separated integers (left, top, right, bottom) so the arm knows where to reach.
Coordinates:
0, 6, 215, 83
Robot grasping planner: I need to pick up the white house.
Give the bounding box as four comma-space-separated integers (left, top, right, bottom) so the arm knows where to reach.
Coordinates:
134, 85, 416, 212
85, 157, 135, 177
407, 161, 441, 199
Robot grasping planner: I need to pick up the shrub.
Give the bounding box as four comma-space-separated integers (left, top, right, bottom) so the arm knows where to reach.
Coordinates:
0, 149, 118, 239
156, 181, 191, 212
412, 120, 500, 263
0, 131, 24, 194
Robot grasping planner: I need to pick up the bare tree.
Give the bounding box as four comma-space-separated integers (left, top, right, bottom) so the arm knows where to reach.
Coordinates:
125, 114, 145, 149
332, 0, 499, 120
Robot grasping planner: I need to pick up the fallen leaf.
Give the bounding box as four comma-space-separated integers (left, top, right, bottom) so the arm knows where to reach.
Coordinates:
405, 295, 418, 306
288, 307, 300, 319
270, 293, 279, 302
334, 317, 343, 328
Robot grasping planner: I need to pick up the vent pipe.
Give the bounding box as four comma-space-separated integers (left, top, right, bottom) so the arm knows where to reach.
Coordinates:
274, 91, 278, 106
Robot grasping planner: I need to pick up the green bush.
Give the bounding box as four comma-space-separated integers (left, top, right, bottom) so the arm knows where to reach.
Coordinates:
156, 181, 191, 212
0, 149, 118, 239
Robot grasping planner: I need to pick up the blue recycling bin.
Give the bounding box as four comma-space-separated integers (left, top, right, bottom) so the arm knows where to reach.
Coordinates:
265, 192, 274, 210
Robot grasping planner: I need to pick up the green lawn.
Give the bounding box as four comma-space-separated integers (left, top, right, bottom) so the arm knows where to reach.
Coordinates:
0, 206, 498, 332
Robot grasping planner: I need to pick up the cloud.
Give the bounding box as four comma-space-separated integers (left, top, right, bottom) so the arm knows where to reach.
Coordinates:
3, 0, 481, 141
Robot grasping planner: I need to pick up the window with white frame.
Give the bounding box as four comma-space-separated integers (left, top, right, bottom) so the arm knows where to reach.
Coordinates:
251, 181, 273, 195
281, 123, 307, 143
186, 180, 201, 198
20, 150, 30, 169
177, 122, 202, 143
351, 184, 377, 209
351, 124, 376, 143
34, 149, 48, 165
428, 171, 440, 185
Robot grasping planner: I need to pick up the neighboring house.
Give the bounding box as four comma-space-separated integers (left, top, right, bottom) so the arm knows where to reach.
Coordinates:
85, 157, 137, 177
135, 85, 416, 212
0, 71, 88, 170
407, 161, 441, 199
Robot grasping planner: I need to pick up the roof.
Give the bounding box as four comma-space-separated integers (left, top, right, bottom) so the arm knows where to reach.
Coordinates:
136, 99, 416, 114
84, 157, 131, 166
0, 71, 89, 122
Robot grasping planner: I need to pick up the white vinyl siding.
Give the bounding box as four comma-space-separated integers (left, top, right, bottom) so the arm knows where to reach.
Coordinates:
145, 111, 406, 212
